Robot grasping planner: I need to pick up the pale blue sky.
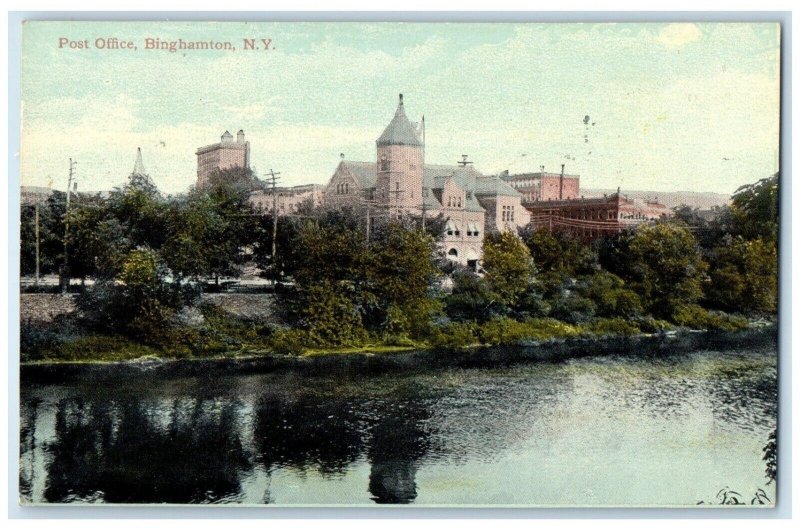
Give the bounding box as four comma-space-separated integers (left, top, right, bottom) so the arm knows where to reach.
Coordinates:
20, 21, 780, 195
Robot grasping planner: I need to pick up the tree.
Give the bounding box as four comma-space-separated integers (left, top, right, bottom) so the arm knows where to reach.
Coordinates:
729, 173, 778, 242
520, 226, 596, 276
705, 237, 777, 314
76, 248, 195, 343
107, 173, 169, 250
366, 222, 441, 335
163, 167, 259, 283
252, 214, 303, 282
607, 222, 707, 319
445, 267, 504, 323
481, 231, 536, 309
20, 192, 67, 277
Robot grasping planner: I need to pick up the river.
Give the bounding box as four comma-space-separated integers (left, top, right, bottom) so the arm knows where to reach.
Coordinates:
19, 334, 777, 506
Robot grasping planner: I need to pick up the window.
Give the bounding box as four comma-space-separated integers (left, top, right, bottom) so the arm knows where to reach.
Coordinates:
380, 155, 389, 171
448, 248, 458, 257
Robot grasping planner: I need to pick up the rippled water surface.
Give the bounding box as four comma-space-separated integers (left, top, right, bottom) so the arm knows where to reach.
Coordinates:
20, 340, 777, 506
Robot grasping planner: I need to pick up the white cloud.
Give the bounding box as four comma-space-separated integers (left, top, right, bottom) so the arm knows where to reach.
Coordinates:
658, 23, 702, 50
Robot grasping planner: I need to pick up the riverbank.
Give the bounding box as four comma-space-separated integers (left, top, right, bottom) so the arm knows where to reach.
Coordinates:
21, 323, 777, 383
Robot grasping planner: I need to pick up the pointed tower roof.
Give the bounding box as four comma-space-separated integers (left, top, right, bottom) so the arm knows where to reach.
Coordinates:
377, 94, 423, 147
132, 147, 148, 176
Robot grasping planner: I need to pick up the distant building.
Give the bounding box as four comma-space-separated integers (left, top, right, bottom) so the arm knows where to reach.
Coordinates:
196, 130, 250, 188
526, 192, 670, 240
250, 183, 325, 215
501, 164, 670, 240
324, 94, 529, 269
20, 186, 53, 206
501, 166, 580, 202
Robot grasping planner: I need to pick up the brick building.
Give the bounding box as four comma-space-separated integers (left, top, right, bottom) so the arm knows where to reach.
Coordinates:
527, 192, 670, 240
502, 165, 670, 240
324, 95, 529, 269
501, 166, 580, 202
196, 130, 250, 188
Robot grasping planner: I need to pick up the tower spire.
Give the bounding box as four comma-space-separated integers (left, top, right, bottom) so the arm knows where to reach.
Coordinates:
132, 147, 147, 176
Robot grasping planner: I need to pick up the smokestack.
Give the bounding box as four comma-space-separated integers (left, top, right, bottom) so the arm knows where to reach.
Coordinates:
559, 164, 565, 200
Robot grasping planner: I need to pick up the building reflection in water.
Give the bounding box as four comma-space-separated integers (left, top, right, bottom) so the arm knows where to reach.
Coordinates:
367, 396, 432, 504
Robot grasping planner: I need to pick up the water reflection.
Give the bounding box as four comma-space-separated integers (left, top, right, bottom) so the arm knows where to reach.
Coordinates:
42, 398, 249, 503
367, 396, 432, 504
20, 344, 778, 505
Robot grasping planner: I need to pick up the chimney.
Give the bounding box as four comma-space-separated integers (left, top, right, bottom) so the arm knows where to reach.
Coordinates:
237, 130, 245, 143
399, 93, 403, 106
559, 164, 565, 200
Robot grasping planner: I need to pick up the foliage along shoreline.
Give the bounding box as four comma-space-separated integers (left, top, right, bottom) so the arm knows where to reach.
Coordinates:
20, 322, 777, 385
21, 168, 778, 369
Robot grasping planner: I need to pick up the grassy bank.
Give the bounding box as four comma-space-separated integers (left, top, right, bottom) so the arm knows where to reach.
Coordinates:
20, 302, 759, 365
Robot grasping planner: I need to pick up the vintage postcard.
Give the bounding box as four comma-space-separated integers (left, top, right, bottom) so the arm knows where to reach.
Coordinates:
18, 20, 780, 507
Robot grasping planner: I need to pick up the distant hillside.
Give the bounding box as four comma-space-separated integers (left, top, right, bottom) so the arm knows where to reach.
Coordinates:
583, 188, 730, 210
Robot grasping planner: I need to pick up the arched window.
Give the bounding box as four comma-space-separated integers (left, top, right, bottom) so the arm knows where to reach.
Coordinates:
448, 248, 458, 257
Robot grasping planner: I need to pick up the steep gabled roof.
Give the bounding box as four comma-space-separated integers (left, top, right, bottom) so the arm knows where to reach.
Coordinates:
474, 175, 522, 198
377, 95, 423, 147
339, 160, 377, 189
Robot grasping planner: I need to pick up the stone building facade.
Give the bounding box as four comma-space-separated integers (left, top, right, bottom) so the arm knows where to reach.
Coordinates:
323, 95, 529, 269
196, 130, 250, 188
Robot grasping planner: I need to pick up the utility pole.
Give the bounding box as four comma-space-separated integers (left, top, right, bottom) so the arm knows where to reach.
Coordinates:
34, 203, 40, 288
421, 115, 426, 232
61, 158, 77, 294
265, 169, 281, 268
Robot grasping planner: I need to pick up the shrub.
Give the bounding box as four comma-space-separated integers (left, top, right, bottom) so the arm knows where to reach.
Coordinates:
521, 318, 582, 340
581, 318, 641, 337
428, 321, 479, 350
549, 292, 597, 324
477, 317, 581, 346
477, 316, 534, 345
633, 316, 675, 333
671, 304, 748, 331
269, 328, 312, 355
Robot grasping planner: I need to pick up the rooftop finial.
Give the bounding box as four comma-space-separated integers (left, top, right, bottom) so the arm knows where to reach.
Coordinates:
399, 93, 403, 105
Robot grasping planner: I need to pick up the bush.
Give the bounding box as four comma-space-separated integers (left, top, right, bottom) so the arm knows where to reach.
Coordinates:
671, 304, 748, 331
269, 328, 312, 356
549, 292, 597, 324
581, 318, 641, 337
44, 334, 161, 362
633, 316, 674, 333
428, 321, 478, 350
477, 317, 581, 346
521, 318, 582, 340
477, 316, 535, 345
